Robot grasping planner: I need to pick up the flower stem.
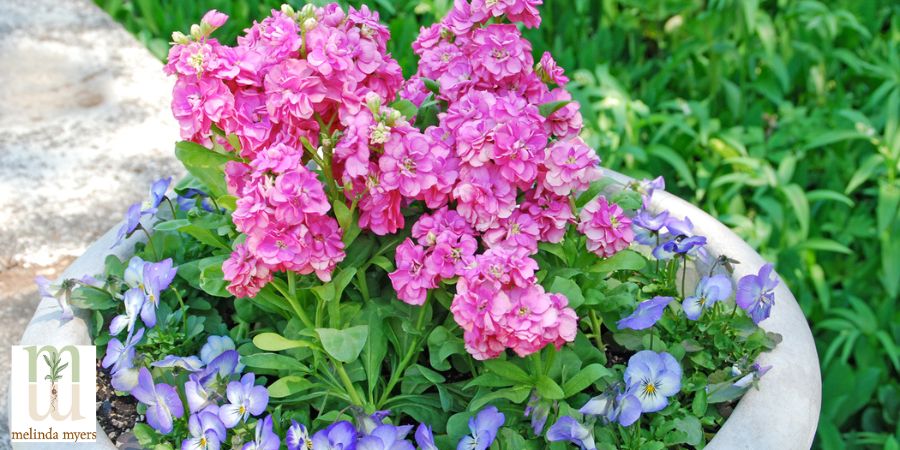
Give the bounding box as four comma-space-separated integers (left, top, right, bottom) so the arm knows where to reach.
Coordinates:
377, 299, 429, 408
334, 359, 365, 407
170, 286, 187, 333
137, 224, 159, 260
271, 277, 314, 329
589, 310, 605, 352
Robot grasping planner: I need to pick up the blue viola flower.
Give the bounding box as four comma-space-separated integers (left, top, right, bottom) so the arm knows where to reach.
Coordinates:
617, 296, 673, 330
652, 217, 707, 260
546, 416, 596, 450
201, 335, 245, 373
109, 288, 145, 336
735, 263, 779, 324
138, 258, 177, 328
287, 420, 314, 450
219, 373, 269, 428
415, 424, 438, 450
579, 388, 642, 427
637, 176, 665, 209
358, 424, 415, 450
683, 274, 732, 320
457, 406, 505, 450
624, 351, 682, 413
148, 177, 173, 212
185, 374, 213, 414
102, 327, 144, 377
312, 421, 358, 450
242, 415, 280, 450
355, 409, 393, 435
182, 409, 226, 450
131, 367, 184, 434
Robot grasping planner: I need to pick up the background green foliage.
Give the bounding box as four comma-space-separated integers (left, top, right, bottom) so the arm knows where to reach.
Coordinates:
95, 0, 900, 447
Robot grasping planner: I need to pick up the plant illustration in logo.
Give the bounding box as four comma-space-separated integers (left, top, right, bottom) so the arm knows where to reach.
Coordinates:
43, 351, 68, 412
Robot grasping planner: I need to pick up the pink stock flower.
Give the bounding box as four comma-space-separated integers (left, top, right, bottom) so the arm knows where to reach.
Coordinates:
305, 25, 355, 77
411, 207, 473, 246
543, 88, 583, 139
453, 164, 517, 231
269, 168, 331, 223
470, 0, 543, 28
223, 243, 273, 298
412, 24, 444, 55
165, 39, 238, 79
359, 183, 405, 236
578, 196, 635, 258
201, 9, 228, 28
471, 25, 533, 83
542, 137, 602, 196
492, 117, 547, 186
482, 210, 541, 254
379, 132, 439, 197
237, 10, 302, 67
537, 52, 568, 86
226, 89, 275, 158
171, 77, 234, 141
389, 239, 436, 305
304, 216, 346, 282
250, 142, 302, 174
522, 191, 574, 243
426, 234, 478, 279
264, 59, 328, 123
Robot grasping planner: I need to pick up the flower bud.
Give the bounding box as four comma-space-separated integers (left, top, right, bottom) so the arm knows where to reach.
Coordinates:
302, 17, 318, 32
280, 4, 296, 17
365, 92, 383, 114
299, 3, 316, 20
171, 31, 190, 45
190, 23, 202, 40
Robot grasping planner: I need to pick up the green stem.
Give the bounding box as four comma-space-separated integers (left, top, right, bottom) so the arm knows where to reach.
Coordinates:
681, 255, 687, 298
334, 359, 365, 407
589, 310, 606, 351
355, 271, 370, 302
137, 224, 159, 260
377, 300, 429, 407
163, 196, 178, 218
170, 286, 187, 333
271, 278, 314, 329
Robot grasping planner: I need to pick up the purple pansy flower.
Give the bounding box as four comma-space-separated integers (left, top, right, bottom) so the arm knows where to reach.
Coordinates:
109, 288, 145, 335
638, 176, 665, 208
683, 274, 732, 320
652, 217, 707, 260
201, 335, 245, 373
617, 296, 673, 330
312, 421, 358, 450
457, 406, 505, 450
286, 420, 314, 450
357, 424, 415, 450
242, 415, 280, 450
35, 276, 74, 321
185, 374, 213, 414
624, 351, 682, 413
182, 409, 226, 450
219, 373, 269, 428
356, 410, 392, 435
579, 388, 642, 427
415, 424, 438, 450
114, 202, 144, 247
102, 327, 145, 375
735, 263, 779, 324
148, 177, 173, 212
139, 258, 178, 328
546, 416, 597, 450
131, 367, 184, 434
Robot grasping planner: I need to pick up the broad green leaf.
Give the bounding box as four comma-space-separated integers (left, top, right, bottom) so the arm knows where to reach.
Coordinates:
391, 99, 418, 120
469, 385, 531, 412
268, 375, 314, 398
174, 141, 234, 198
538, 100, 571, 117
534, 375, 565, 400
483, 359, 531, 384
316, 325, 368, 363
69, 287, 117, 310
548, 277, 585, 309
563, 363, 613, 396
241, 353, 309, 372
588, 249, 647, 273
253, 333, 314, 352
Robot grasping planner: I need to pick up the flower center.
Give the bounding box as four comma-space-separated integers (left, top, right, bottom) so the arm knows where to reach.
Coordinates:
239, 405, 247, 415
510, 223, 521, 235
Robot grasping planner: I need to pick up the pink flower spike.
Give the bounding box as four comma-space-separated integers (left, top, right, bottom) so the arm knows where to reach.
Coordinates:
578, 196, 635, 258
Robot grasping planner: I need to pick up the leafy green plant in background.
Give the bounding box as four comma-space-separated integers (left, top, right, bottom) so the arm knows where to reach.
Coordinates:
95, 0, 900, 447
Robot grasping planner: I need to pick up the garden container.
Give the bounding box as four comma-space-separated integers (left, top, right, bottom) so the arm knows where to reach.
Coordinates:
11, 169, 821, 449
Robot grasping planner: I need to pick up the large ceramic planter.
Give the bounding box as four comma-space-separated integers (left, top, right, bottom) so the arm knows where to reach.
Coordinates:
12, 170, 821, 449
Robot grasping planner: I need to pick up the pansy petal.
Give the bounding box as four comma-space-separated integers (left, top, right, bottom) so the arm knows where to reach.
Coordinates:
682, 296, 704, 321
147, 403, 174, 434
616, 394, 642, 426
246, 385, 269, 415
218, 403, 245, 428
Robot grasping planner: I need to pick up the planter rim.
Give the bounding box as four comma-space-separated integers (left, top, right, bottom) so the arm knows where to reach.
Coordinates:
12, 169, 821, 449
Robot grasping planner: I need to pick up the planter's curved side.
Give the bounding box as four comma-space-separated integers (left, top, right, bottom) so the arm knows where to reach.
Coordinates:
603, 169, 821, 449
11, 219, 145, 450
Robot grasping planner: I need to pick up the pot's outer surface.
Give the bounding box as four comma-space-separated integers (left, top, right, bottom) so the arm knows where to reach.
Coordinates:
14, 170, 821, 449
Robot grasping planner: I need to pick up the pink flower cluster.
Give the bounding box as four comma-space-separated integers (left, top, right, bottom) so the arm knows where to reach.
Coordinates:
165, 5, 404, 297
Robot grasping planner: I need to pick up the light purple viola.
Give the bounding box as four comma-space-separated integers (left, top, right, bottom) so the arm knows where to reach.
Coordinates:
457, 406, 505, 450
357, 424, 415, 450
683, 274, 732, 321
415, 424, 438, 450
579, 388, 642, 427
356, 409, 392, 435
546, 416, 596, 450
114, 202, 144, 247
312, 421, 358, 450
182, 408, 226, 450
201, 335, 245, 374
219, 373, 269, 428
624, 351, 682, 413
185, 374, 213, 414
632, 209, 669, 246
109, 288, 145, 335
617, 296, 673, 331
131, 367, 184, 434
524, 392, 550, 435
286, 420, 314, 450
637, 176, 665, 209
102, 327, 145, 381
652, 217, 707, 260
735, 263, 779, 324
139, 258, 178, 328
152, 354, 205, 371
148, 177, 173, 213
242, 415, 280, 450
35, 276, 74, 321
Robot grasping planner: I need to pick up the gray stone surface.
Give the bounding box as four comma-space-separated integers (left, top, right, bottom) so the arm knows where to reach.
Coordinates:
0, 0, 182, 447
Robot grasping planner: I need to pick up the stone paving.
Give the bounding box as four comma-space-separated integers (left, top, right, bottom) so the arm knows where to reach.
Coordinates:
0, 0, 183, 446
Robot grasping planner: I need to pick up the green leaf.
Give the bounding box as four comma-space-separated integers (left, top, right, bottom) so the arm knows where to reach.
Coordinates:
422, 78, 441, 94
252, 333, 314, 352
154, 219, 190, 231
69, 287, 117, 310
483, 359, 531, 384
363, 306, 388, 398
268, 375, 314, 398
534, 375, 565, 400
391, 99, 418, 120
648, 144, 696, 189
691, 388, 708, 416
316, 325, 368, 363
199, 255, 229, 297
548, 277, 585, 309
538, 100, 571, 117
241, 353, 309, 372
132, 423, 158, 447
672, 416, 703, 446
588, 249, 647, 273
174, 141, 234, 198
779, 184, 810, 239
333, 199, 360, 245
563, 363, 613, 397
469, 385, 531, 411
